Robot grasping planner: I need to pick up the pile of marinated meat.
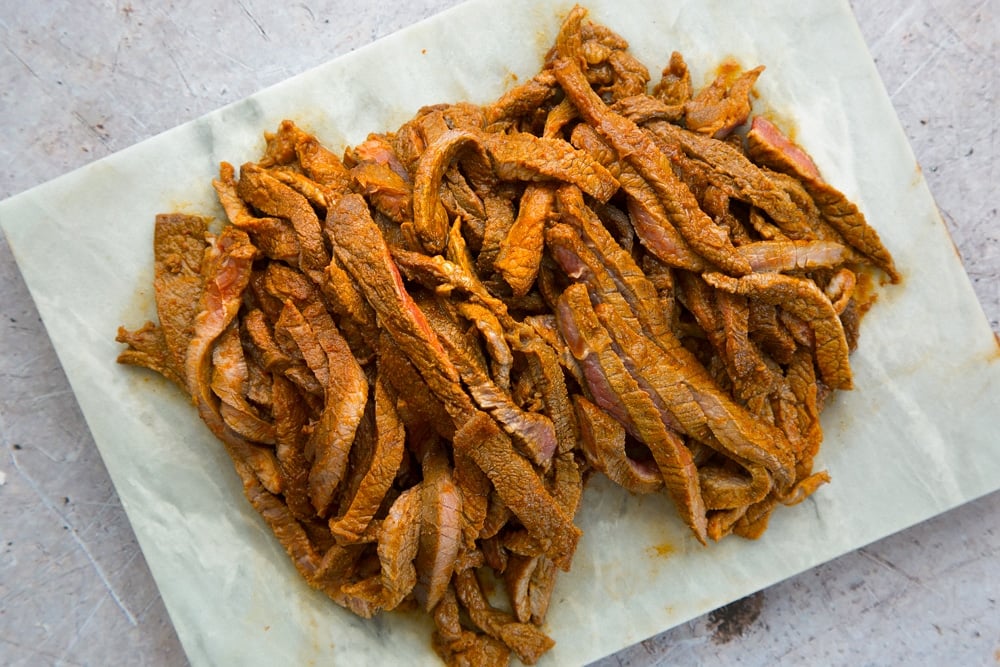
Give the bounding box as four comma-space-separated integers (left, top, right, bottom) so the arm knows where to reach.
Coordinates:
117, 6, 897, 665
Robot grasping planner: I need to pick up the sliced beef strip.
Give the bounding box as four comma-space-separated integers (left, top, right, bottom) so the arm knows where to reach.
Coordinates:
295, 132, 355, 196
747, 300, 797, 365
481, 130, 620, 204
243, 348, 273, 410
701, 184, 754, 246
714, 290, 775, 412
599, 47, 651, 102
479, 491, 513, 541
675, 271, 771, 412
518, 333, 580, 457
550, 449, 584, 520
237, 163, 330, 278
413, 129, 491, 254
476, 183, 520, 276
732, 493, 780, 540
450, 427, 492, 550
494, 183, 555, 297
115, 322, 185, 388
455, 301, 514, 391
648, 121, 815, 239
431, 585, 512, 667
781, 470, 832, 507
263, 261, 318, 305
396, 221, 580, 469
453, 568, 555, 666
785, 346, 824, 466
484, 70, 558, 125
310, 541, 378, 618
556, 184, 676, 343
242, 307, 325, 399
454, 411, 581, 571
256, 120, 302, 167
211, 324, 277, 444
699, 462, 772, 511
552, 5, 588, 69
331, 406, 381, 530
640, 254, 679, 329
706, 503, 750, 541
541, 97, 579, 139
349, 133, 412, 182
319, 215, 380, 345
807, 180, 901, 283
593, 285, 795, 490
704, 271, 853, 390
552, 56, 750, 275
302, 302, 370, 517
351, 160, 413, 224
683, 65, 764, 138
180, 227, 284, 494
653, 51, 693, 106
339, 484, 422, 616
268, 167, 334, 212
546, 224, 680, 431
824, 267, 857, 315
151, 213, 210, 377
419, 295, 558, 468
370, 487, 422, 610
595, 200, 635, 253
330, 194, 473, 422
329, 375, 405, 543
271, 373, 314, 520
746, 116, 900, 282
234, 455, 324, 583
377, 332, 456, 441
414, 443, 463, 612
183, 226, 256, 426
574, 394, 663, 494
526, 555, 558, 626
556, 282, 709, 543
737, 239, 849, 273
611, 92, 685, 125
504, 553, 539, 623
274, 299, 330, 390
746, 115, 822, 182
442, 164, 488, 227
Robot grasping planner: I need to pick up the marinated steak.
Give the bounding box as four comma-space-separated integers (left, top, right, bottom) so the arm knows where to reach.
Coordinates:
116, 6, 896, 665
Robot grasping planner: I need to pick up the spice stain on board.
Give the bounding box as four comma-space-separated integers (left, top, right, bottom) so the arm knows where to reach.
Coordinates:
646, 541, 675, 559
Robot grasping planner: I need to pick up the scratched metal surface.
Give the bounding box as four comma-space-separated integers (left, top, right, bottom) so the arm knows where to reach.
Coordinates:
0, 1, 996, 665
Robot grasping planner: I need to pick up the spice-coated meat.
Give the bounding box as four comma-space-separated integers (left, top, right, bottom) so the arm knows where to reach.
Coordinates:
482, 131, 619, 203
414, 444, 463, 612
494, 184, 555, 297
574, 394, 662, 494
454, 411, 581, 570
329, 376, 405, 543
211, 325, 276, 444
556, 283, 709, 542
117, 7, 897, 663
652, 51, 693, 105
683, 65, 764, 138
151, 213, 210, 376
115, 322, 184, 388
552, 56, 751, 275
298, 299, 369, 516
704, 271, 854, 390
746, 116, 900, 282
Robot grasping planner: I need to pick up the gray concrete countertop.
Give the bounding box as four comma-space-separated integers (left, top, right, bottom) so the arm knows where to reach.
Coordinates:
1, 1, 996, 665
